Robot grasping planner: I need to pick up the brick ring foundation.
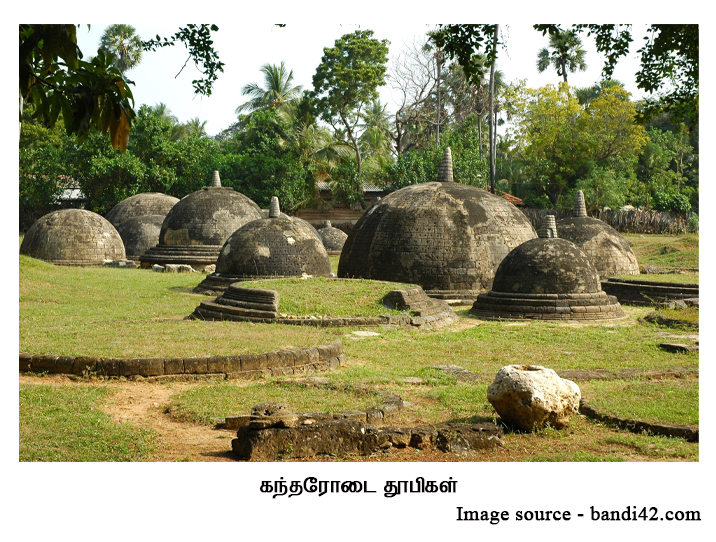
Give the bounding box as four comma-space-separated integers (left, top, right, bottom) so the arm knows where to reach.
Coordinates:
19, 341, 345, 380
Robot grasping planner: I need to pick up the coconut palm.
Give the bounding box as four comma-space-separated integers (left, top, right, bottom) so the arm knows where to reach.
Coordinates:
98, 24, 143, 74
536, 29, 587, 83
235, 61, 303, 115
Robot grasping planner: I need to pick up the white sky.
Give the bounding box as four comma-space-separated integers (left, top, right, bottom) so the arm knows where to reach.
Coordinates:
75, 23, 651, 137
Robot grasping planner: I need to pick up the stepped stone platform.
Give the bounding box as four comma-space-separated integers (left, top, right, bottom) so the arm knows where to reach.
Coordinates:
140, 244, 222, 271
601, 278, 699, 306
191, 284, 458, 330
470, 290, 626, 321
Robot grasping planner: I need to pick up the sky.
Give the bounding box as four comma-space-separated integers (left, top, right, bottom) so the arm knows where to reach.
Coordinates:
75, 23, 652, 137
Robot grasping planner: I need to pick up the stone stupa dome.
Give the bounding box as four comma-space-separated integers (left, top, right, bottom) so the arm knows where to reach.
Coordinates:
469, 216, 625, 321
338, 147, 537, 298
557, 191, 639, 279
317, 220, 348, 253
105, 192, 179, 228
195, 197, 331, 293
140, 171, 262, 270
114, 214, 165, 260
20, 209, 126, 266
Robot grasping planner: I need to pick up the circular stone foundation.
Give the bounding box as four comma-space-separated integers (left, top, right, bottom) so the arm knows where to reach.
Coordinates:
20, 209, 126, 266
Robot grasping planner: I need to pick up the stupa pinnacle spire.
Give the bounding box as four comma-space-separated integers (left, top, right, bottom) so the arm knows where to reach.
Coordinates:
437, 147, 454, 183
269, 196, 281, 218
211, 170, 222, 188
573, 190, 587, 217
538, 215, 558, 239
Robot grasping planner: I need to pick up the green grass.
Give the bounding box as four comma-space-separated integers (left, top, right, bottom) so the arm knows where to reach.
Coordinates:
169, 380, 382, 425
613, 273, 698, 284
19, 384, 156, 461
240, 276, 416, 317
601, 433, 698, 459
623, 233, 699, 269
580, 378, 699, 426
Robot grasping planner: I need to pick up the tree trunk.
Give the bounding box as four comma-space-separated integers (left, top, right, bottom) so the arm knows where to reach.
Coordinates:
488, 25, 498, 194
436, 51, 442, 145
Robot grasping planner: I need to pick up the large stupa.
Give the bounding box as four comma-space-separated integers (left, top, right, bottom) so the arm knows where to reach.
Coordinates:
105, 192, 179, 228
338, 148, 537, 300
557, 191, 639, 279
140, 171, 262, 270
20, 209, 126, 266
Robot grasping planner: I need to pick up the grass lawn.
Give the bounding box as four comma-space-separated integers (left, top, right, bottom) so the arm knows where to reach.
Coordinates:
19, 384, 156, 461
18, 231, 699, 462
623, 232, 699, 269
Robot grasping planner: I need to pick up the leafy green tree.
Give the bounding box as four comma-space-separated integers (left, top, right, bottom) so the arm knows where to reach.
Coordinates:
504, 82, 647, 205
235, 61, 303, 116
98, 24, 143, 74
20, 24, 224, 150
311, 30, 390, 175
536, 29, 587, 83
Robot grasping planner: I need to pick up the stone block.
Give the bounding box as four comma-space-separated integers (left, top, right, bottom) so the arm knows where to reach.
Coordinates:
435, 423, 505, 452
241, 353, 268, 372
72, 356, 97, 375
19, 353, 32, 372
138, 358, 165, 377
164, 358, 184, 375
184, 357, 209, 374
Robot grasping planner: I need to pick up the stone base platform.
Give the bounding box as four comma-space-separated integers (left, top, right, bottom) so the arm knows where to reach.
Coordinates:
191, 284, 458, 330
139, 244, 221, 271
232, 420, 504, 461
426, 289, 481, 305
469, 290, 626, 321
601, 278, 699, 306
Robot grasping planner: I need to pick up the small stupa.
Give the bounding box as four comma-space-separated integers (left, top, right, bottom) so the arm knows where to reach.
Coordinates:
195, 197, 332, 293
105, 192, 179, 229
114, 214, 165, 260
20, 209, 126, 266
469, 215, 625, 321
338, 147, 537, 301
557, 191, 639, 279
317, 220, 348, 254
140, 171, 262, 271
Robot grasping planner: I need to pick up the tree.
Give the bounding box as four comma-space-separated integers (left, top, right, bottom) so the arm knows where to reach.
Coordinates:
311, 30, 390, 175
536, 29, 587, 83
235, 61, 303, 115
504, 82, 647, 205
98, 24, 143, 74
20, 24, 224, 150
536, 24, 698, 123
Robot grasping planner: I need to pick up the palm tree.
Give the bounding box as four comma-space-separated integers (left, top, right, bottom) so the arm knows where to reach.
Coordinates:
186, 117, 208, 137
235, 61, 303, 115
98, 24, 143, 74
536, 29, 587, 83
575, 79, 625, 105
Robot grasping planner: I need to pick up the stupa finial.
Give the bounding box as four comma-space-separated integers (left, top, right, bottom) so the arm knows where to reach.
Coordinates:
211, 170, 222, 188
538, 215, 558, 239
573, 190, 587, 217
269, 196, 281, 218
438, 147, 454, 183
323, 220, 332, 228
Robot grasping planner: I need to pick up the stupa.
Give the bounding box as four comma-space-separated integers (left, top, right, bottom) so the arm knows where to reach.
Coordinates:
557, 191, 639, 279
114, 214, 165, 260
105, 192, 179, 228
317, 220, 348, 254
20, 208, 126, 266
469, 216, 625, 320
338, 147, 537, 300
140, 171, 262, 271
195, 197, 332, 293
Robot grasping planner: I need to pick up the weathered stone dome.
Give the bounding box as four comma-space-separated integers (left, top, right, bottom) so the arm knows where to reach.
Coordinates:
140, 171, 262, 270
105, 192, 179, 228
557, 191, 639, 279
216, 198, 331, 278
20, 209, 126, 265
338, 148, 537, 296
195, 198, 331, 292
317, 220, 348, 253
114, 214, 164, 260
470, 216, 625, 321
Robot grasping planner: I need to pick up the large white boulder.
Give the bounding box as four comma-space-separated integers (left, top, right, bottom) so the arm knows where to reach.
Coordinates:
487, 365, 581, 431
